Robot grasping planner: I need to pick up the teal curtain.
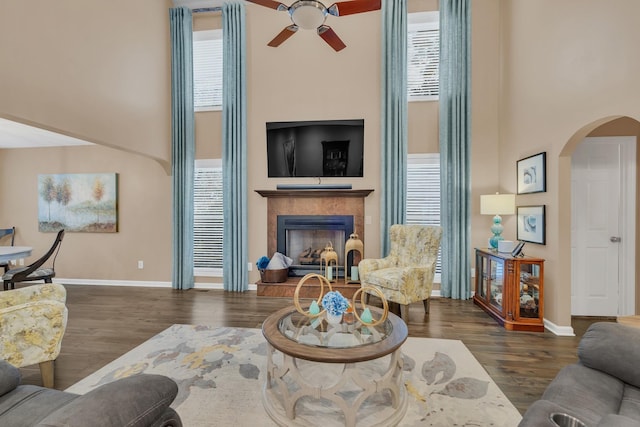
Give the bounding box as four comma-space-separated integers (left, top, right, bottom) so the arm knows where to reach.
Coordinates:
439, 0, 471, 299
380, 0, 407, 256
169, 7, 195, 290
222, 1, 248, 292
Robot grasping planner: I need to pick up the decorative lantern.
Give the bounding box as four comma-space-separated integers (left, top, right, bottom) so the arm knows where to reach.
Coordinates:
344, 232, 364, 283
320, 242, 338, 282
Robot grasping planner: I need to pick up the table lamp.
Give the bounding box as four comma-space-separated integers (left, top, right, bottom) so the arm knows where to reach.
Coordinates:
480, 193, 515, 250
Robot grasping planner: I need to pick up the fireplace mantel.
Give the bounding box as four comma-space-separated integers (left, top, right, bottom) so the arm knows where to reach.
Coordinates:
256, 189, 374, 198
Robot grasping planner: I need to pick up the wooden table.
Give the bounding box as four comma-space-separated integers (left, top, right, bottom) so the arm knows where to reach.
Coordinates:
261, 306, 408, 427
0, 246, 32, 264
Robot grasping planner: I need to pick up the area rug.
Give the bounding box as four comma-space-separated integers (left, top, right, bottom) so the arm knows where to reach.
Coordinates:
67, 325, 522, 426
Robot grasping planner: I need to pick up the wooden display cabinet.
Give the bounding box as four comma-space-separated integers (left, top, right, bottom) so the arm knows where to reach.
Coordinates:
473, 248, 545, 332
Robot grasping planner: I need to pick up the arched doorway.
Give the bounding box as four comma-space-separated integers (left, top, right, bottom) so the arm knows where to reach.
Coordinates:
559, 116, 639, 318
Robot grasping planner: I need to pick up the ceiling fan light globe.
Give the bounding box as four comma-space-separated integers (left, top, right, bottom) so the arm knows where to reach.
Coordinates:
290, 0, 327, 30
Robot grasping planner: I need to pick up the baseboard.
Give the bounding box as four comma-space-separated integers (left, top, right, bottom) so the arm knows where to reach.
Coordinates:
53, 278, 257, 291
543, 318, 575, 336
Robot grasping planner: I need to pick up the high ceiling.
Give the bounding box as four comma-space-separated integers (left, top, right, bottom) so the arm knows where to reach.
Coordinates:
0, 1, 226, 150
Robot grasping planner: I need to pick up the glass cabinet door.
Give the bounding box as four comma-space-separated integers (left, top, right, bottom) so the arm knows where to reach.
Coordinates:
489, 259, 504, 313
477, 253, 487, 300
518, 262, 541, 319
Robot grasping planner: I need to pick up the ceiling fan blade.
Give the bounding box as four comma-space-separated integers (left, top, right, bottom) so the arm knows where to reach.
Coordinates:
268, 25, 298, 47
246, 0, 288, 11
318, 25, 346, 52
327, 0, 381, 17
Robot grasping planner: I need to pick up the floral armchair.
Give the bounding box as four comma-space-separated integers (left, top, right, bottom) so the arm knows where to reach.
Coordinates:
359, 225, 442, 321
0, 283, 68, 388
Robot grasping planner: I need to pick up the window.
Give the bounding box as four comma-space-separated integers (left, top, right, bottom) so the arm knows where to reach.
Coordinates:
194, 159, 223, 276
406, 154, 441, 275
408, 12, 439, 101
193, 30, 223, 111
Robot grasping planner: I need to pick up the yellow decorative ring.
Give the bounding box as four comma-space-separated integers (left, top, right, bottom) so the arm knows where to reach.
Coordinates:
352, 286, 389, 326
293, 273, 332, 318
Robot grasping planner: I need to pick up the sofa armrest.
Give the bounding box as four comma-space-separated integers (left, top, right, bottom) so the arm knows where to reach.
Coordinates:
0, 360, 21, 397
0, 283, 66, 309
0, 301, 68, 368
597, 414, 640, 427
37, 374, 180, 427
578, 322, 640, 389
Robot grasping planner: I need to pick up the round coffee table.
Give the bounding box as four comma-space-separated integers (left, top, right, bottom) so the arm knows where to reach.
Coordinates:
261, 305, 408, 427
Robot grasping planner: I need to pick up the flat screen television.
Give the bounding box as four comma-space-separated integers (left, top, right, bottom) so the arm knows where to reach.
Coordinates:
266, 119, 364, 178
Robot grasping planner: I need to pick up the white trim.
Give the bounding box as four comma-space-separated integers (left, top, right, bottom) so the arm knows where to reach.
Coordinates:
53, 278, 256, 291
194, 267, 223, 277
195, 158, 222, 168
543, 318, 575, 337
619, 137, 636, 316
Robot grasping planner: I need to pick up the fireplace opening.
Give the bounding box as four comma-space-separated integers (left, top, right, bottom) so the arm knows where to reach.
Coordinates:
277, 215, 354, 277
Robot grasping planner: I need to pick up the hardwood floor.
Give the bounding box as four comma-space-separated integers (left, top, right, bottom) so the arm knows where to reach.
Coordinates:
18, 285, 611, 415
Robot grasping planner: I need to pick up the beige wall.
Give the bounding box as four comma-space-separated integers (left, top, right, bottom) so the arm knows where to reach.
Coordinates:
497, 0, 640, 326
1, 1, 639, 329
0, 0, 173, 171
0, 146, 172, 282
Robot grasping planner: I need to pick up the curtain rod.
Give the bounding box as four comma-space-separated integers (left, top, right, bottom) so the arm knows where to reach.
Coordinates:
192, 7, 222, 13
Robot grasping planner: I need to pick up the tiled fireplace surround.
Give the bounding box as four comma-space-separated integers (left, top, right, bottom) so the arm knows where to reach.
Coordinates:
255, 189, 373, 297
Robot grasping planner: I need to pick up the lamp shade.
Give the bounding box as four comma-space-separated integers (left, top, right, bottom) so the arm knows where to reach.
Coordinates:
480, 193, 515, 215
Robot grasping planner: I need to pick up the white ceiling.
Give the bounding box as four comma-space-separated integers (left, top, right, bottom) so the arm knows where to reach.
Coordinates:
0, 119, 93, 149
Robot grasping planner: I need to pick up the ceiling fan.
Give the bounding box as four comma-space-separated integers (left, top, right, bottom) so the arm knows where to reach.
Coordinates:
246, 0, 381, 52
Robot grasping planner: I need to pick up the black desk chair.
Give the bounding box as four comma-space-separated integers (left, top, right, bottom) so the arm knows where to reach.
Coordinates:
0, 227, 16, 273
2, 229, 65, 291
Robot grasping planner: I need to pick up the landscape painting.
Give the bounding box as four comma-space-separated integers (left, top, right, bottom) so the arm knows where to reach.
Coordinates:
38, 173, 118, 233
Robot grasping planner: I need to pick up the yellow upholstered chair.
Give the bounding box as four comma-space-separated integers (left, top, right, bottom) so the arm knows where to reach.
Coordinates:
359, 224, 442, 321
0, 283, 68, 388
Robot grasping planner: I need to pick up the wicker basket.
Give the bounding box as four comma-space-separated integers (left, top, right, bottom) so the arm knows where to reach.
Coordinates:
260, 268, 289, 283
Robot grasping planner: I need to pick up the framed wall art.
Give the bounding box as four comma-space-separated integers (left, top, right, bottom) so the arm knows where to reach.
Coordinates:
38, 173, 118, 233
517, 152, 546, 194
517, 205, 545, 245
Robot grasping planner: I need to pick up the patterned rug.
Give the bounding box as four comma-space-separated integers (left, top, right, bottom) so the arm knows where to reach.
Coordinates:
66, 325, 522, 426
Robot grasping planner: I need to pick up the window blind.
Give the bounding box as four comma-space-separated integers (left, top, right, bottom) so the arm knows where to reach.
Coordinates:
407, 154, 441, 274
194, 160, 223, 274
193, 30, 223, 110
408, 13, 440, 101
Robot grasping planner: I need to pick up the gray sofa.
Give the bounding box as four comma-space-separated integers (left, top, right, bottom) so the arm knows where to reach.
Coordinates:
0, 360, 182, 426
519, 322, 640, 427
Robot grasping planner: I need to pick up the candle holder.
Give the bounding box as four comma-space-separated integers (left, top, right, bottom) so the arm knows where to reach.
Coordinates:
320, 242, 338, 282
344, 232, 364, 284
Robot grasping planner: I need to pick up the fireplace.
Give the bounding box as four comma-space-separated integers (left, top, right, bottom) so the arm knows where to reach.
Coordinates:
255, 188, 373, 297
277, 215, 354, 277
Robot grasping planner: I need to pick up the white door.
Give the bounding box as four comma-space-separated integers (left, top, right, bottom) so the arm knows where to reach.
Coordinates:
571, 136, 636, 316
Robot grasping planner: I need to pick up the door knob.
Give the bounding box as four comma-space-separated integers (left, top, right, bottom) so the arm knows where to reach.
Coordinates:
610, 236, 622, 243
